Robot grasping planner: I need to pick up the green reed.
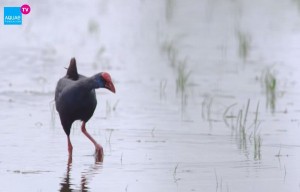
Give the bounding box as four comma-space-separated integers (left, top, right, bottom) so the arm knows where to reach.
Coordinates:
236, 30, 251, 62
261, 67, 277, 113
161, 38, 193, 113
223, 99, 262, 160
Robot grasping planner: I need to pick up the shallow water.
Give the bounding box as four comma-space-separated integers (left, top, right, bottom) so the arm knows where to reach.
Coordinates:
1, 0, 300, 191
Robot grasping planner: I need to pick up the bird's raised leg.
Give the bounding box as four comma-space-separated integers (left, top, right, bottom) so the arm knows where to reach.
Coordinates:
81, 121, 104, 161
67, 136, 73, 156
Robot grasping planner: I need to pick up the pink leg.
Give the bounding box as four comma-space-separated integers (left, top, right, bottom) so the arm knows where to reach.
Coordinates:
81, 121, 104, 161
67, 136, 73, 156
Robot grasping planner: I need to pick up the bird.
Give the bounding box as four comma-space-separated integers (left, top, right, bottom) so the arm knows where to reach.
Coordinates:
55, 58, 115, 159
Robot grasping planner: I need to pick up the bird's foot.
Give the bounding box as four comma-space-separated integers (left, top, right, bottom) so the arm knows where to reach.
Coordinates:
94, 144, 104, 163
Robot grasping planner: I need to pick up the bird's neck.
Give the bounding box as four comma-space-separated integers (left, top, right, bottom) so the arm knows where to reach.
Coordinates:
78, 76, 101, 91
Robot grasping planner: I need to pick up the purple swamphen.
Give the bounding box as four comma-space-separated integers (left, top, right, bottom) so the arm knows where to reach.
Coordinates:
55, 58, 115, 158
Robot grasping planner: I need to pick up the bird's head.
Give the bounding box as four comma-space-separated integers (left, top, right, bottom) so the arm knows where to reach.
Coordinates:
95, 72, 116, 93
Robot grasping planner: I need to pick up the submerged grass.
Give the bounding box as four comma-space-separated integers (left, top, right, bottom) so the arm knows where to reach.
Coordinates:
161, 37, 193, 113
161, 39, 179, 68
223, 103, 237, 129
173, 163, 180, 183
87, 20, 111, 71
88, 19, 99, 35
151, 127, 155, 137
106, 100, 119, 117
252, 102, 262, 160
214, 169, 225, 192
112, 100, 119, 111
176, 60, 191, 109
202, 95, 214, 128
160, 79, 167, 99
93, 46, 111, 70
223, 99, 262, 160
105, 129, 114, 143
261, 67, 277, 113
253, 134, 262, 160
165, 0, 176, 22
236, 30, 251, 62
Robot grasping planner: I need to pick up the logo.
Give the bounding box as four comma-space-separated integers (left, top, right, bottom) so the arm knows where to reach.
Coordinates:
4, 7, 22, 25
4, 4, 30, 25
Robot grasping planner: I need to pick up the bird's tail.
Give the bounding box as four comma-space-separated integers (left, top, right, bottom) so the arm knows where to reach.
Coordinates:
66, 57, 79, 80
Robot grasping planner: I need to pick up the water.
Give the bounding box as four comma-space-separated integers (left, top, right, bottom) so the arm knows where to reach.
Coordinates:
1, 0, 300, 191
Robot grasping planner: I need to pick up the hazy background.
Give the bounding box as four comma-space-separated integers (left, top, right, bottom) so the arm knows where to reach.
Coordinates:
0, 0, 300, 191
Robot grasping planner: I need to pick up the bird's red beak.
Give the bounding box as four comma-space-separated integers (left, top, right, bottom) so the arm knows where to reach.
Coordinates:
105, 81, 116, 93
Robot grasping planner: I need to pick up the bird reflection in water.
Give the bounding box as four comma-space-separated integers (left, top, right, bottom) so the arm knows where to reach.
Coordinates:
59, 152, 103, 192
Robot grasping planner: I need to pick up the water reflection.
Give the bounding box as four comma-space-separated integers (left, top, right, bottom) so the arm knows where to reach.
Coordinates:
59, 161, 73, 192
59, 154, 103, 192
